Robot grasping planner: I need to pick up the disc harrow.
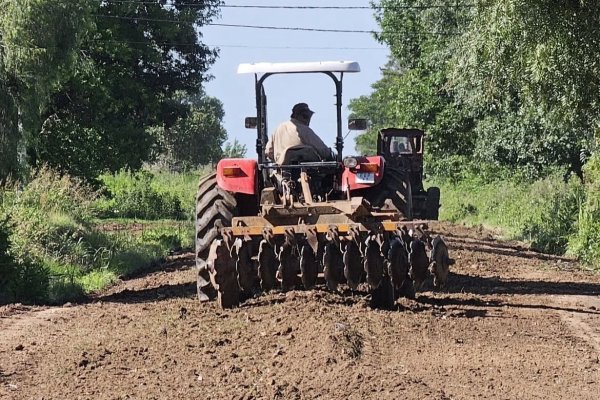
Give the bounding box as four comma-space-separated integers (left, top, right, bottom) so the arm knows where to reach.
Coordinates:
200, 223, 453, 309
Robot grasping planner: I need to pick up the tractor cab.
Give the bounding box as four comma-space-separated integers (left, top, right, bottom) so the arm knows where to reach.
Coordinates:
377, 128, 439, 220
378, 128, 425, 193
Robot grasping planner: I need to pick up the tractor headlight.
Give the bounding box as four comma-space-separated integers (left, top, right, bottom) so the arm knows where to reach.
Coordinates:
343, 157, 358, 168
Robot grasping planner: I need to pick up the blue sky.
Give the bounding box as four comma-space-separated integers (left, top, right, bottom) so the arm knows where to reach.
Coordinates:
201, 0, 389, 156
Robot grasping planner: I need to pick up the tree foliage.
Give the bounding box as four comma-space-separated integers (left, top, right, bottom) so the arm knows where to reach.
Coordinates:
0, 0, 224, 181
451, 0, 600, 178
222, 139, 247, 159
0, 0, 92, 178
352, 0, 473, 158
154, 91, 227, 170
35, 0, 222, 178
354, 0, 600, 179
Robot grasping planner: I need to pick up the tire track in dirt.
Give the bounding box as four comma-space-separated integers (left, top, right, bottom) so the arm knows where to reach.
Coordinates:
0, 307, 67, 343
553, 294, 600, 356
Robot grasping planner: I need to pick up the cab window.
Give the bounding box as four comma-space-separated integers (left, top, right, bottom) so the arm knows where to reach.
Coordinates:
389, 137, 412, 155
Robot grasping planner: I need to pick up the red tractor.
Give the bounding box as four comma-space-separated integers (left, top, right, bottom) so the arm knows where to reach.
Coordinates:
196, 61, 445, 309
377, 128, 441, 220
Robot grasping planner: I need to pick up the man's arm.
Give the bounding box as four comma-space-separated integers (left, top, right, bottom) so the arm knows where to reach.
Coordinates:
265, 135, 275, 161
300, 126, 332, 160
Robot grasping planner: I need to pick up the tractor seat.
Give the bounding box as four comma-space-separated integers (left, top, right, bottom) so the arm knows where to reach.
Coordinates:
281, 145, 322, 165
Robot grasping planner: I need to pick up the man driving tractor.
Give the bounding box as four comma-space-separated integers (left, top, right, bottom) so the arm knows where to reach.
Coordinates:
265, 102, 332, 164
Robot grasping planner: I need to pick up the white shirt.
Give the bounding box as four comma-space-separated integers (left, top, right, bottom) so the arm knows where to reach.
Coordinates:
265, 118, 330, 164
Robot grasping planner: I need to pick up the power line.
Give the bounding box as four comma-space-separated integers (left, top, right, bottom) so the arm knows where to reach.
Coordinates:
94, 15, 377, 33
95, 40, 388, 50
102, 1, 479, 10
210, 22, 376, 34
216, 44, 386, 50
94, 14, 464, 35
224, 3, 477, 9
0, 38, 389, 51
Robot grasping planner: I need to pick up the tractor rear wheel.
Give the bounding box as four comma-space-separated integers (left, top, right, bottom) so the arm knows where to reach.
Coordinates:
195, 173, 237, 301
381, 165, 413, 219
425, 186, 440, 220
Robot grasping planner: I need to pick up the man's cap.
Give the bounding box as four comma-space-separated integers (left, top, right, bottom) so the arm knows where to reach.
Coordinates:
292, 103, 315, 115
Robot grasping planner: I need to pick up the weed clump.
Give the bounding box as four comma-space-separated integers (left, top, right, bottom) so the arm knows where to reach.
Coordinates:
568, 153, 600, 267
95, 170, 186, 220
0, 167, 194, 305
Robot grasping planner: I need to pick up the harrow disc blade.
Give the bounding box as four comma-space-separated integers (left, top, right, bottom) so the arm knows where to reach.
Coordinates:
207, 239, 240, 309
278, 242, 299, 291
343, 240, 362, 290
429, 235, 451, 290
323, 241, 343, 292
408, 238, 429, 291
235, 239, 256, 295
370, 271, 395, 310
387, 236, 409, 298
300, 244, 318, 290
364, 237, 384, 290
258, 239, 278, 291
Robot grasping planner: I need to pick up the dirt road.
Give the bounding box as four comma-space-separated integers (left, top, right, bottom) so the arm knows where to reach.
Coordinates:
1, 222, 600, 399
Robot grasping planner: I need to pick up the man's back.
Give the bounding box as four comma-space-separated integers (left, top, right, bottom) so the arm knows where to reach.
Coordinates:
266, 118, 330, 165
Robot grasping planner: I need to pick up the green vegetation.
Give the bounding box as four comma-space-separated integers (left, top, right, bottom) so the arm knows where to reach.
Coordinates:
355, 1, 600, 180
0, 168, 196, 305
0, 0, 225, 181
433, 171, 584, 255
568, 152, 600, 265
96, 171, 184, 221
429, 151, 600, 268
95, 167, 206, 220
349, 1, 600, 269
0, 1, 237, 304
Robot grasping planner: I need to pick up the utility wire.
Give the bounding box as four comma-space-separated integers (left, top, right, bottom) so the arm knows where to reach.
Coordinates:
0, 38, 389, 50
102, 0, 479, 10
93, 40, 388, 50
94, 15, 377, 33
207, 22, 376, 33
94, 15, 464, 35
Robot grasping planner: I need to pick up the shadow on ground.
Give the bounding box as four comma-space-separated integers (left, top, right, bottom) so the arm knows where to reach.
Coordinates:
97, 282, 196, 304
446, 271, 600, 296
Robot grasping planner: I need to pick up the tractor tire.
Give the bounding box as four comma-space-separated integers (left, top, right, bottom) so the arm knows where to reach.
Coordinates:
195, 173, 237, 299
380, 165, 413, 219
425, 186, 440, 220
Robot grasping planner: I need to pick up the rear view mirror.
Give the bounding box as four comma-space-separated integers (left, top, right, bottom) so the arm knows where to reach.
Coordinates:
245, 117, 257, 129
348, 118, 368, 131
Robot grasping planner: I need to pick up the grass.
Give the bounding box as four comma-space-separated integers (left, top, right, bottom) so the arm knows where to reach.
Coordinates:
0, 166, 200, 305
95, 167, 210, 220
432, 172, 584, 255
149, 167, 210, 218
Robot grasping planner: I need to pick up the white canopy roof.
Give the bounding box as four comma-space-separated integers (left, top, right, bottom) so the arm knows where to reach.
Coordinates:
237, 61, 360, 74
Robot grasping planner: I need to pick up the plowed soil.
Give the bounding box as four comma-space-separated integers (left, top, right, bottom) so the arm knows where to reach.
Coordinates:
1, 222, 600, 399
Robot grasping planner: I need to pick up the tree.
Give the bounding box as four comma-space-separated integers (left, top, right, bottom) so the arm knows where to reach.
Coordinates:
0, 81, 18, 180
354, 1, 600, 180
222, 139, 247, 159
154, 91, 228, 169
450, 0, 600, 179
350, 1, 474, 159
0, 0, 92, 180
23, 0, 223, 179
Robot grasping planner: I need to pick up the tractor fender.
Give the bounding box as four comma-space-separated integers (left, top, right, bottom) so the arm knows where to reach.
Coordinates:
216, 158, 258, 195
341, 155, 385, 192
